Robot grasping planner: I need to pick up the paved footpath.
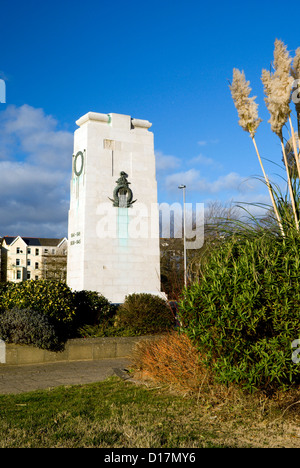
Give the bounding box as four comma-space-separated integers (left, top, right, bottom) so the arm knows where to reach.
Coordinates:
0, 358, 131, 394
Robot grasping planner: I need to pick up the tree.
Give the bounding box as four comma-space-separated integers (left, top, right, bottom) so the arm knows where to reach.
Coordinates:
160, 201, 239, 296
41, 252, 67, 281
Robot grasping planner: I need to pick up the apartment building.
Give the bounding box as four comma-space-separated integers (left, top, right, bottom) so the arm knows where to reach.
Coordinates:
1, 236, 68, 283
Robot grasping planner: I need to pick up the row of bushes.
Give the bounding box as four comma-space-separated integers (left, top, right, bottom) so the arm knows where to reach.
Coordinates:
4, 228, 300, 395
178, 230, 300, 392
0, 280, 176, 351
130, 229, 300, 394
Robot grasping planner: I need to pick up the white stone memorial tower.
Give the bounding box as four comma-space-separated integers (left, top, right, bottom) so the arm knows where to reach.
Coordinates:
67, 112, 162, 303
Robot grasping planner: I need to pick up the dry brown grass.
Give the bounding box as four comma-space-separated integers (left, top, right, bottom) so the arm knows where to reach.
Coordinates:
131, 331, 300, 447
132, 331, 230, 400
0, 340, 300, 447
132, 332, 203, 391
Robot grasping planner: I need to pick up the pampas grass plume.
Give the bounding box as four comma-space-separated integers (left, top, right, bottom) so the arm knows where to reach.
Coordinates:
261, 39, 294, 137
230, 69, 262, 137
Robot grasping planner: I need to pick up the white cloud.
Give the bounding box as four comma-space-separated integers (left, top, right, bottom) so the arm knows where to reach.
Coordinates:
165, 169, 201, 191
197, 139, 219, 147
189, 153, 216, 166
0, 104, 73, 237
0, 104, 73, 168
155, 150, 181, 172
164, 169, 257, 194
211, 172, 249, 193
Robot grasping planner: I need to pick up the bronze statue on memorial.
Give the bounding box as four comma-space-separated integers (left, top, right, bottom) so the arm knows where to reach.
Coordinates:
109, 171, 137, 207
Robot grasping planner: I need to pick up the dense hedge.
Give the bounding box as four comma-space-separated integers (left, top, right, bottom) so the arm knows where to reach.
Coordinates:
0, 282, 175, 348
0, 281, 115, 346
115, 293, 176, 335
72, 290, 113, 326
0, 308, 60, 350
0, 280, 74, 324
178, 230, 300, 392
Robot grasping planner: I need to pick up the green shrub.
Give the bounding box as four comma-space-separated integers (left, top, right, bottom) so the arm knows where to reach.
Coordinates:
0, 280, 75, 324
73, 290, 114, 327
0, 281, 116, 340
77, 322, 125, 338
0, 282, 11, 301
0, 308, 60, 350
115, 293, 176, 335
179, 230, 300, 392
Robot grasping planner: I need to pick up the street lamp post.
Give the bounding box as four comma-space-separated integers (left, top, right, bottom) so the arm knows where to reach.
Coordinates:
178, 184, 187, 288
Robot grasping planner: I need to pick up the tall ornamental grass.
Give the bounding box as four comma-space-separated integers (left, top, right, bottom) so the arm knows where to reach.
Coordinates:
179, 39, 300, 392
230, 39, 300, 235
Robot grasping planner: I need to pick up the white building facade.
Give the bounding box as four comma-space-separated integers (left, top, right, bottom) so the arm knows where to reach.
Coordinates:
1, 236, 67, 282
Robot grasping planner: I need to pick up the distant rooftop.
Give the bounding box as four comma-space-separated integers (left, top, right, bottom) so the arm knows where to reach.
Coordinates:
2, 236, 67, 247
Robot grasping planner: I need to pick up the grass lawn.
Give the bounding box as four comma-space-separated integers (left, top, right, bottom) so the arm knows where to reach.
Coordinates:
0, 376, 222, 448
0, 376, 299, 448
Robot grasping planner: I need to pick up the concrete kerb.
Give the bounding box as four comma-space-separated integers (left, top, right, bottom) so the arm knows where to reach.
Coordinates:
0, 335, 160, 366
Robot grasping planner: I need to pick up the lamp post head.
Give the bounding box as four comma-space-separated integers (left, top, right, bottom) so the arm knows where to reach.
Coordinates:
178, 184, 186, 189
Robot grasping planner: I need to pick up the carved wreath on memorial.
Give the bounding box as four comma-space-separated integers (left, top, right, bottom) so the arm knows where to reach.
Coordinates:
109, 171, 136, 207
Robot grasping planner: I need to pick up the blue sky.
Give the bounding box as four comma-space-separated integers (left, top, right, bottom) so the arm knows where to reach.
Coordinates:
0, 0, 299, 237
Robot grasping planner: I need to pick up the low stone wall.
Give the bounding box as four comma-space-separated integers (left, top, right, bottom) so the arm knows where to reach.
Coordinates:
0, 335, 158, 366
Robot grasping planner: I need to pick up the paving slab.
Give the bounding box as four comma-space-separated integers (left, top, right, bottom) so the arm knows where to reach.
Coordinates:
0, 358, 131, 394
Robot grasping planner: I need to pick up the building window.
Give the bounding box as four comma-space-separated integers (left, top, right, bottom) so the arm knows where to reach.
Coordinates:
16, 259, 20, 266
44, 249, 48, 254
35, 248, 39, 255
17, 270, 21, 280
27, 259, 31, 266
16, 247, 20, 254
35, 262, 39, 269
27, 248, 31, 254
27, 271, 31, 280
35, 275, 39, 280
52, 248, 56, 254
